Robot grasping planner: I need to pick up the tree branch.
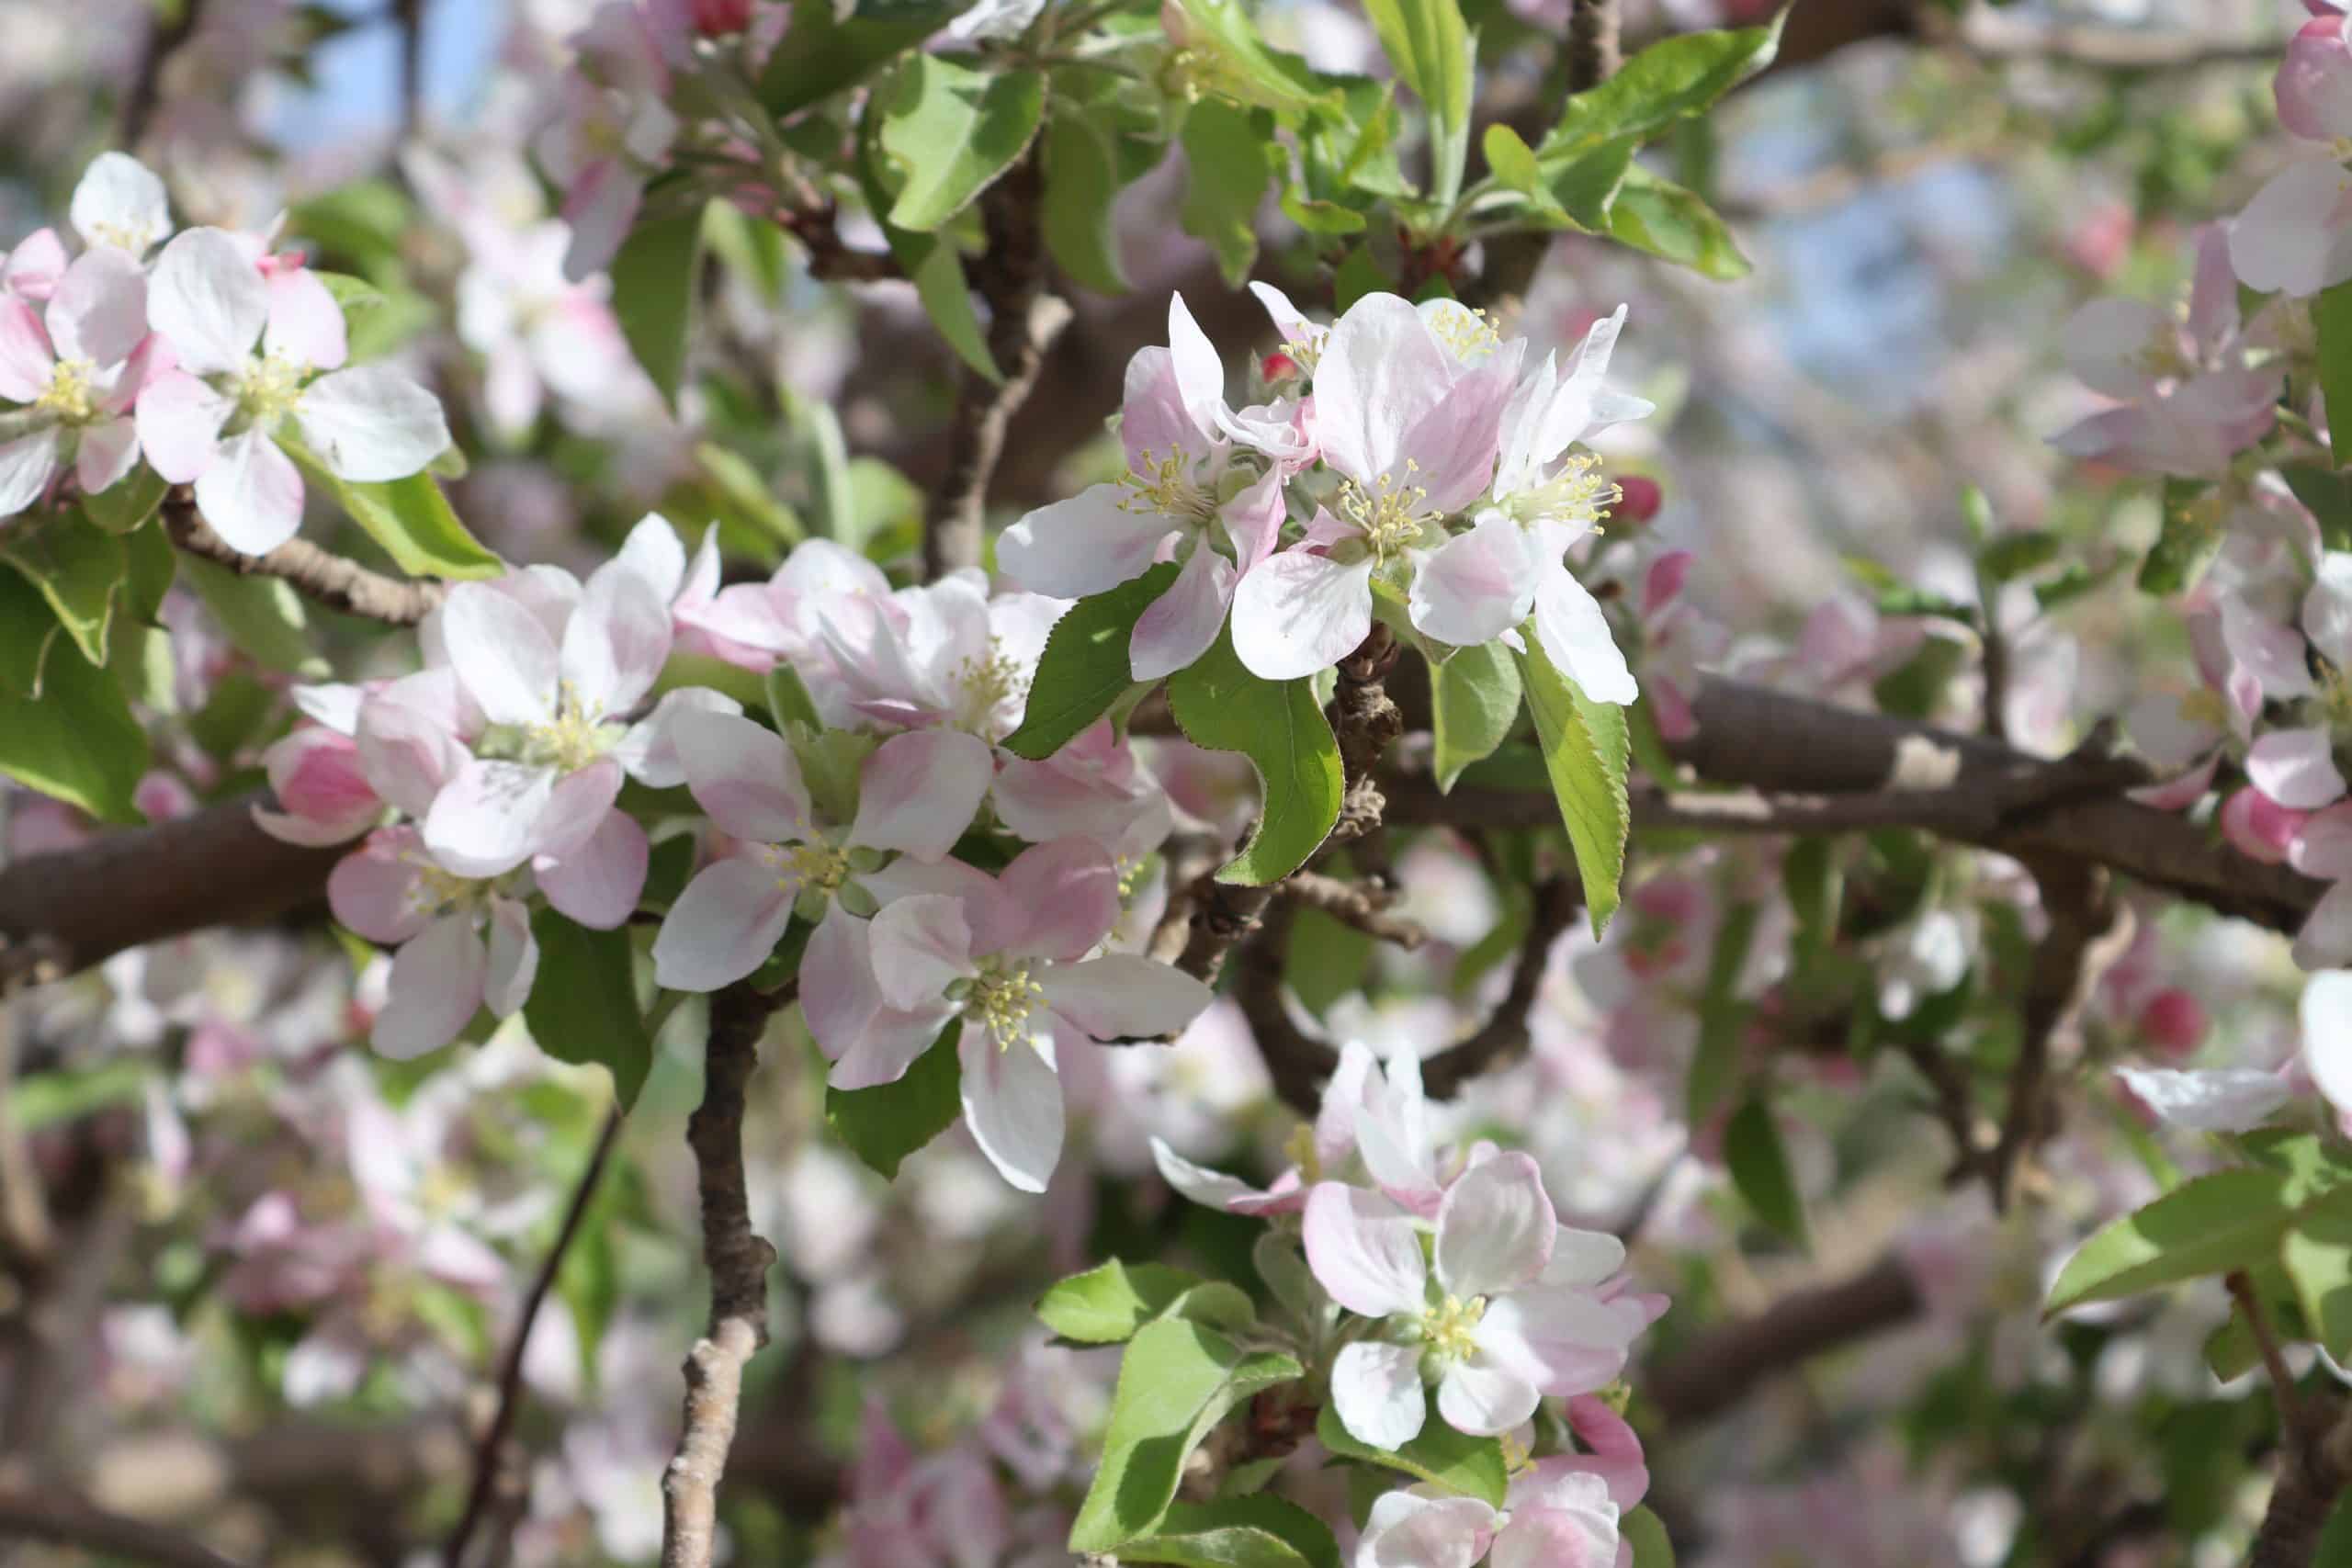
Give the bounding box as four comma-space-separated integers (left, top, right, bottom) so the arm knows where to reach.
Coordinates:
446, 1106, 624, 1568
164, 499, 447, 626
1566, 0, 1621, 90
1644, 1252, 1924, 1427
1420, 877, 1583, 1098
2251, 1394, 2352, 1568
119, 0, 205, 149
1272, 871, 1427, 951
1986, 856, 2125, 1209
661, 981, 785, 1568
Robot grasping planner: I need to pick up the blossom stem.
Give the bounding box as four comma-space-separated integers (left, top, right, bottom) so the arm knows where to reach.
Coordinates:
163, 496, 447, 626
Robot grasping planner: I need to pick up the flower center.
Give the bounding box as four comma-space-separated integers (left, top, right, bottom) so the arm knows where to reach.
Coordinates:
1424, 302, 1502, 364
956, 642, 1025, 730
961, 956, 1044, 1050
771, 838, 849, 896
1508, 453, 1617, 533
1419, 1292, 1487, 1363
34, 358, 99, 423
1339, 463, 1430, 561
403, 853, 482, 918
1119, 449, 1218, 523
519, 682, 615, 773
236, 352, 307, 427
2177, 687, 2228, 730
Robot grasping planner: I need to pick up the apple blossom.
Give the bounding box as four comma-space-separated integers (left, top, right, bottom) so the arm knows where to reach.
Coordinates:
0, 247, 154, 514
536, 6, 680, 281
1351, 1468, 1621, 1568
69, 152, 173, 257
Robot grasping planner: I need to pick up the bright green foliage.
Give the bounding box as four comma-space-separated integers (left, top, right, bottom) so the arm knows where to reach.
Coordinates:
524, 912, 656, 1109
826, 1024, 964, 1179
1513, 629, 1631, 934
1167, 626, 1343, 886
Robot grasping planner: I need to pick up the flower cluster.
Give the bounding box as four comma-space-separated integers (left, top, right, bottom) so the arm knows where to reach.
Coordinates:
1, 153, 450, 550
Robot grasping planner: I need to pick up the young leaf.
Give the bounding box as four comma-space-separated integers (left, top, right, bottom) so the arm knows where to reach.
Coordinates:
759, 0, 980, 115
1622, 1505, 1676, 1567
1311, 1404, 1509, 1508
1430, 640, 1522, 791
1116, 1495, 1342, 1568
1042, 111, 1133, 294
523, 912, 655, 1110
2045, 1168, 2302, 1315
82, 465, 168, 534
857, 105, 1002, 383
179, 556, 325, 675
1182, 100, 1273, 287
0, 515, 127, 667
1163, 0, 1325, 113
2139, 479, 2225, 597
1037, 1259, 1254, 1344
607, 207, 704, 408
1512, 629, 1631, 934
878, 61, 1047, 231
1360, 0, 1470, 201
1285, 904, 1373, 1018
0, 637, 148, 822
281, 437, 502, 580
1977, 530, 2063, 582
1069, 1318, 1304, 1553
1167, 626, 1343, 886
827, 1024, 964, 1180
1483, 123, 1541, 192
1724, 1096, 1807, 1247
2318, 277, 2352, 468
1604, 165, 1749, 280
1539, 17, 1784, 163
1002, 563, 1181, 760
2283, 1196, 2352, 1361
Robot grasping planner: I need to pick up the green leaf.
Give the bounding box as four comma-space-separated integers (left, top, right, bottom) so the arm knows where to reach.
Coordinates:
878, 61, 1046, 231
1286, 904, 1373, 1018
1512, 627, 1630, 934
857, 101, 1001, 383
765, 661, 823, 732
2282, 466, 2352, 554
1604, 164, 1748, 280
1541, 138, 1637, 231
2139, 479, 2226, 598
1430, 641, 1521, 791
523, 912, 654, 1109
0, 514, 126, 666
759, 0, 978, 114
2045, 1168, 2303, 1315
1483, 123, 1540, 191
1683, 898, 1758, 1123
2204, 1264, 2304, 1381
1360, 0, 1470, 201
2319, 278, 2352, 468
121, 517, 175, 626
1977, 530, 2063, 582
83, 465, 168, 534
1042, 111, 1132, 294
1164, 0, 1326, 113
0, 631, 147, 821
281, 438, 501, 580
179, 556, 324, 675
1311, 1404, 1508, 1507
1334, 245, 1392, 311
827, 1023, 963, 1179
2284, 1195, 2352, 1361
1182, 100, 1273, 288
1622, 1505, 1676, 1568
1038, 1260, 1254, 1343
1117, 1496, 1341, 1568
1071, 1320, 1304, 1553
1002, 563, 1181, 760
608, 207, 704, 407
1166, 626, 1342, 886
1538, 17, 1783, 163
1724, 1096, 1806, 1247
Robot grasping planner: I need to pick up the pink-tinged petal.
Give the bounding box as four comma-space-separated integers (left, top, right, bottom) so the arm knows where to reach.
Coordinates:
2230, 161, 2352, 295
830, 1002, 958, 1090
1166, 292, 1227, 443
1358, 1494, 1498, 1568
959, 1029, 1064, 1193
2250, 728, 2347, 811
2223, 785, 2310, 864
423, 758, 559, 877
265, 268, 347, 371
2280, 17, 2352, 141
2063, 298, 2170, 401
2302, 971, 2352, 1115
1475, 1289, 1635, 1394
192, 428, 305, 554
1229, 547, 1375, 681
803, 902, 883, 1061
1130, 544, 1234, 682
327, 831, 433, 944
559, 159, 644, 283
537, 808, 649, 929
1643, 550, 1694, 618
1149, 1135, 1264, 1211
2126, 691, 2222, 772
1250, 280, 1317, 347
132, 370, 231, 483
296, 365, 450, 482
1554, 1397, 1650, 1508
439, 582, 560, 728
355, 671, 468, 818
2114, 1066, 2292, 1134
1412, 513, 1535, 649
997, 483, 1176, 598
1313, 292, 1454, 485
0, 298, 51, 401
537, 761, 625, 859
616, 513, 690, 603
147, 228, 266, 374
1301, 1181, 1428, 1318
259, 728, 379, 844
2295, 883, 2352, 970
70, 152, 171, 255
850, 729, 992, 860
1436, 1356, 1543, 1436
1218, 465, 1288, 578
1435, 1151, 1555, 1299
2221, 597, 2317, 701
563, 563, 672, 715
612, 686, 744, 787
1315, 1041, 1380, 1169
1329, 1340, 1428, 1450
1533, 565, 1636, 705
0, 429, 59, 518
866, 893, 977, 1010
1356, 1051, 1442, 1214
2295, 802, 2352, 879
1396, 358, 1514, 514
76, 417, 141, 495
995, 837, 1120, 960
1120, 344, 1198, 469
1038, 954, 1213, 1043
46, 248, 146, 367
374, 915, 488, 1059
2308, 553, 2352, 670
650, 855, 796, 992
484, 897, 539, 1017
675, 708, 810, 843
2, 228, 65, 300
1541, 1228, 1627, 1290
1489, 1502, 1619, 1568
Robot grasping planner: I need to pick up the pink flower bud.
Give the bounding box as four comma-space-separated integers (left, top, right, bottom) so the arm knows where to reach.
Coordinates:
1615, 474, 1663, 524
1261, 350, 1298, 382
2220, 785, 2309, 864
2137, 988, 2209, 1058
692, 0, 753, 34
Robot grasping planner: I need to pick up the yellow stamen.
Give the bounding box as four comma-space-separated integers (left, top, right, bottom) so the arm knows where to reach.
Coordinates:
33, 359, 98, 423
1339, 459, 1430, 560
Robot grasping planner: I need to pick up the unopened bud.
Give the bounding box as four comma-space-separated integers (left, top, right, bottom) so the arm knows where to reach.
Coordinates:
1614, 474, 1662, 523
1261, 351, 1298, 383
693, 0, 754, 35
2137, 988, 2209, 1058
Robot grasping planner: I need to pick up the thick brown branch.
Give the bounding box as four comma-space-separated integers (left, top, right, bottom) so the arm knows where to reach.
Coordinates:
1987, 857, 2125, 1209
1644, 1252, 1924, 1427
447, 1106, 623, 1568
1420, 877, 1583, 1099
164, 499, 447, 626
0, 1485, 248, 1568
923, 160, 1072, 580
662, 981, 785, 1568
2251, 1395, 2352, 1568
1566, 0, 1621, 90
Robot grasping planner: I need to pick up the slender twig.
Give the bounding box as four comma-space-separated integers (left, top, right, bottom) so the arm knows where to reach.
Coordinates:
1273, 871, 1427, 950
119, 0, 206, 148
1420, 877, 1583, 1098
0, 1486, 249, 1568
2232, 1270, 2312, 1448
1643, 1252, 1925, 1427
164, 499, 448, 626
2250, 1393, 2352, 1567
660, 981, 786, 1568
1986, 856, 2125, 1209
445, 1106, 624, 1568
